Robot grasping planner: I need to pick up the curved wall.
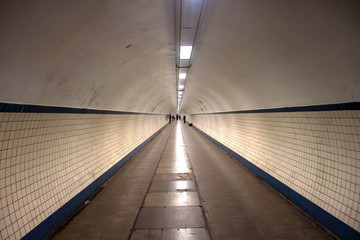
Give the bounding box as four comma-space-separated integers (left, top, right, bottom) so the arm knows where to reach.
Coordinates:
0, 0, 176, 113
181, 0, 360, 113
0, 0, 359, 239
0, 108, 167, 240
189, 106, 360, 239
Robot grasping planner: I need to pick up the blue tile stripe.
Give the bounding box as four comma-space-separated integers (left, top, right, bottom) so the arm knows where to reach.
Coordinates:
191, 101, 360, 115
22, 124, 168, 240
0, 102, 164, 115
192, 125, 360, 240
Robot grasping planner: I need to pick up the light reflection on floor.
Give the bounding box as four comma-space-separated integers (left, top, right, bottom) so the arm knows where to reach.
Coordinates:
132, 122, 210, 239
174, 123, 189, 172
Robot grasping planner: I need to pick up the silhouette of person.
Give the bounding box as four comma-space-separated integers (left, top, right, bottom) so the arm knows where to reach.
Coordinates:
183, 115, 186, 123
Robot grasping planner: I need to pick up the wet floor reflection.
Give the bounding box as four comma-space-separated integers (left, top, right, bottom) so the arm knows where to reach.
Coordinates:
131, 228, 210, 240
144, 192, 200, 206
174, 123, 188, 163
131, 123, 211, 239
148, 180, 196, 192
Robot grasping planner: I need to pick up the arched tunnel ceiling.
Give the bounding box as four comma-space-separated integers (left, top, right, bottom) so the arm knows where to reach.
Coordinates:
0, 0, 359, 114
0, 0, 176, 113
181, 0, 360, 113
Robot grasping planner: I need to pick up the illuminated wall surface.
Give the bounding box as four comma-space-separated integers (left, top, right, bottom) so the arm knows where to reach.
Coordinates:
0, 110, 167, 239
189, 109, 360, 235
0, 0, 360, 239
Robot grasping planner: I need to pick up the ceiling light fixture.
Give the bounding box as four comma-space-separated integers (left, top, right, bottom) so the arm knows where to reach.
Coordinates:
179, 46, 192, 60
175, 0, 205, 113
179, 73, 187, 79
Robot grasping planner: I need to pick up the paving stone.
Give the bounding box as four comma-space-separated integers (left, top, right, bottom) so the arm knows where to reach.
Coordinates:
135, 206, 205, 229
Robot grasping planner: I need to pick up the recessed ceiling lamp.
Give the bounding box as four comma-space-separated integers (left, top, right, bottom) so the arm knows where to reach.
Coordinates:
179, 73, 187, 79
175, 0, 205, 113
180, 46, 192, 60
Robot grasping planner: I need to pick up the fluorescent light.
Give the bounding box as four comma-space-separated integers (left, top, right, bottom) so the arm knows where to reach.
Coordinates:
179, 73, 187, 79
180, 46, 192, 60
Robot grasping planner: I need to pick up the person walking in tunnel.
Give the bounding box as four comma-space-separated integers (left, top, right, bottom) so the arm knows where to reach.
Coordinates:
169, 114, 172, 123
183, 115, 186, 123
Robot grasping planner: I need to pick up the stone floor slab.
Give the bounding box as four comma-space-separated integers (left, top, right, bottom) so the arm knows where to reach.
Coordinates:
135, 206, 205, 229
149, 180, 196, 192
153, 173, 193, 181
144, 192, 200, 206
131, 228, 210, 240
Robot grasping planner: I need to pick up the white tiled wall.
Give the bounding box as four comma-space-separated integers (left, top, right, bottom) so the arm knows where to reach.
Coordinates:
0, 112, 167, 240
189, 110, 360, 233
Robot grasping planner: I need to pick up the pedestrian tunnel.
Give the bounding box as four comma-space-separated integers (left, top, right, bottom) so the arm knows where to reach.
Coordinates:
0, 1, 360, 240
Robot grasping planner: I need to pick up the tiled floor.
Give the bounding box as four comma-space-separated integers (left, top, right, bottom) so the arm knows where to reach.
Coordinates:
52, 122, 336, 240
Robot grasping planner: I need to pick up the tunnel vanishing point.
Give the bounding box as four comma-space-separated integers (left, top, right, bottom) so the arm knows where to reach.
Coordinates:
0, 1, 360, 240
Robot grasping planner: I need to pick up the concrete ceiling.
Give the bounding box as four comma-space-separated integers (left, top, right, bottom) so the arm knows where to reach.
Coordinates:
0, 0, 176, 113
0, 0, 359, 114
181, 0, 360, 113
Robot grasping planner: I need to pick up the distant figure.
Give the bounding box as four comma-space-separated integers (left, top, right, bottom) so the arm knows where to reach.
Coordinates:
172, 116, 175, 121
169, 114, 171, 123
183, 115, 186, 123
179, 116, 181, 120
176, 115, 179, 121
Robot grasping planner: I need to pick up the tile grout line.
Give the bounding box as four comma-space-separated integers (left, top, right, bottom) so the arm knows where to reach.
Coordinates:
180, 123, 214, 240
126, 124, 175, 240
182, 122, 342, 239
